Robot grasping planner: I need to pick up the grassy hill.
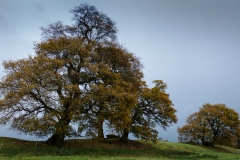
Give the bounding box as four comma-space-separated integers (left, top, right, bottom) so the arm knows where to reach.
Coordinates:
0, 137, 239, 159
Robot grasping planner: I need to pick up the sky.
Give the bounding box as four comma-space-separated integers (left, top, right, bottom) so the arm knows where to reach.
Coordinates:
0, 0, 240, 142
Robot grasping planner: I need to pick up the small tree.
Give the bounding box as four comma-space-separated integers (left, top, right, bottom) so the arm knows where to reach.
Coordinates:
122, 80, 178, 142
178, 112, 211, 145
178, 103, 240, 148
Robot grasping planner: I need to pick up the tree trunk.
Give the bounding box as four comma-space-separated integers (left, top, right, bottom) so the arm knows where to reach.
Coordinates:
46, 133, 65, 147
97, 125, 104, 140
45, 117, 70, 147
212, 135, 217, 147
201, 137, 205, 145
97, 117, 104, 141
120, 129, 129, 142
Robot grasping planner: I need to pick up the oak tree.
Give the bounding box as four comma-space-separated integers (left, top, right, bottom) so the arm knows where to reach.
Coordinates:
122, 80, 178, 142
0, 3, 177, 147
177, 112, 211, 145
0, 4, 142, 146
76, 43, 143, 140
0, 37, 142, 146
178, 103, 240, 148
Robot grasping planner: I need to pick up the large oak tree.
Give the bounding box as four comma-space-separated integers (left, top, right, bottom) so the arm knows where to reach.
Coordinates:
0, 3, 177, 146
0, 37, 142, 146
0, 4, 142, 146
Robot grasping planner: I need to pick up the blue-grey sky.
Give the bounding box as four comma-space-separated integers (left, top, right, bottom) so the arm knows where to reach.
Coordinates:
0, 0, 240, 141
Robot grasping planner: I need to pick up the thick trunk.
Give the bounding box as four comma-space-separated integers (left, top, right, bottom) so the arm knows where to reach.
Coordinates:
202, 135, 214, 147
46, 133, 65, 147
45, 117, 71, 147
120, 129, 129, 142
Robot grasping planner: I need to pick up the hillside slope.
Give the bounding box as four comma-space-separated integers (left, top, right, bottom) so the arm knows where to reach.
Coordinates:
0, 137, 239, 159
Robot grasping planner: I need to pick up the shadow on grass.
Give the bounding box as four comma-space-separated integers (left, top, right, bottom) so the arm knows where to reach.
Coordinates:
0, 147, 221, 159
0, 138, 238, 159
152, 148, 221, 160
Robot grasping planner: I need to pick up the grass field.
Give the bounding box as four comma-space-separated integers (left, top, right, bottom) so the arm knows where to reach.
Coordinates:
0, 137, 239, 159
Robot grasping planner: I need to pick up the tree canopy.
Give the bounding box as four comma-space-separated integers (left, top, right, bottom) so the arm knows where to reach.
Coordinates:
0, 3, 177, 146
128, 80, 177, 142
41, 3, 117, 43
178, 103, 240, 148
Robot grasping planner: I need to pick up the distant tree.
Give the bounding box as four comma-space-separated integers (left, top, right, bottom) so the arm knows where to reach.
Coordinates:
177, 112, 211, 145
178, 103, 240, 148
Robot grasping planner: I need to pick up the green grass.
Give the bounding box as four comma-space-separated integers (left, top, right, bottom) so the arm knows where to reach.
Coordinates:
0, 137, 239, 159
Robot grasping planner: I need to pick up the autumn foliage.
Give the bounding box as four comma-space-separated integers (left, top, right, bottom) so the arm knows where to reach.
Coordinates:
0, 4, 177, 146
178, 103, 240, 148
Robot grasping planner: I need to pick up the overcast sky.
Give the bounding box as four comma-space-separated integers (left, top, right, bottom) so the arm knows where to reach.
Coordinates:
0, 0, 240, 141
